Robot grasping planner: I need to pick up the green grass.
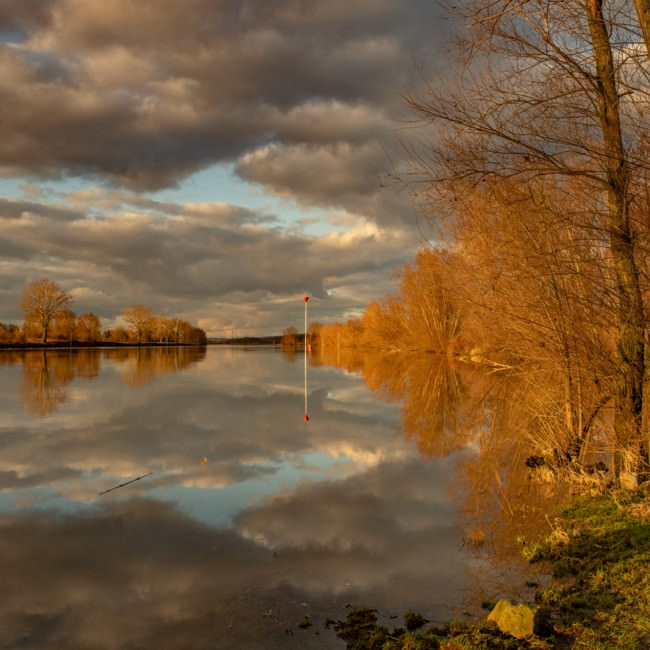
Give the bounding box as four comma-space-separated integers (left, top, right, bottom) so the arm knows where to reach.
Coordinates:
527, 490, 650, 648
328, 489, 650, 649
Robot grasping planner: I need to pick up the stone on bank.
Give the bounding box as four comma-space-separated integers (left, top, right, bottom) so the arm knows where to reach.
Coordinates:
487, 599, 535, 639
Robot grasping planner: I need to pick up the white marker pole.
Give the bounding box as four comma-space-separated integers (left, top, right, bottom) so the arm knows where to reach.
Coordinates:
303, 295, 309, 421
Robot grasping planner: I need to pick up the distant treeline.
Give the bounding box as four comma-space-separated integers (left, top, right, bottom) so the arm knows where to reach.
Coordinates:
210, 336, 280, 345
2, 278, 206, 346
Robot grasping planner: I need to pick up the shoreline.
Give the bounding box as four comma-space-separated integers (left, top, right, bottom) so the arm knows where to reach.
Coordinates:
0, 341, 208, 350
330, 489, 650, 648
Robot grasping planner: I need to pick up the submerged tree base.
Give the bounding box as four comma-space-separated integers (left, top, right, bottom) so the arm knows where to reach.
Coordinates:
327, 489, 650, 649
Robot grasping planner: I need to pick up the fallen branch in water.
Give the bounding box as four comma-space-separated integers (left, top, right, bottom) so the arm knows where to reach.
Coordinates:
98, 472, 153, 495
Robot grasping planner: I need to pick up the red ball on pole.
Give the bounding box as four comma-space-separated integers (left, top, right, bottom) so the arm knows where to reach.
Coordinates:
303, 295, 309, 302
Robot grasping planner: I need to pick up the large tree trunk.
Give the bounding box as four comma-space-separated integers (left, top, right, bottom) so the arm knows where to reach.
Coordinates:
587, 0, 646, 475
404, 0, 650, 478
633, 0, 650, 56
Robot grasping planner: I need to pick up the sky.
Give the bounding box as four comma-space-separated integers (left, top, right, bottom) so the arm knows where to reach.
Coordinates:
0, 0, 447, 337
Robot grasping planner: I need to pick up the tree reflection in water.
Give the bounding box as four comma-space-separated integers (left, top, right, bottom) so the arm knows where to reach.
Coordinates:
117, 346, 207, 386
1, 345, 564, 647
18, 347, 207, 414
20, 350, 75, 415
315, 347, 571, 576
17, 345, 569, 563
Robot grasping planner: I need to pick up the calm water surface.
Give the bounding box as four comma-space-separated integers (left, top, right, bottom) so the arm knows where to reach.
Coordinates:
0, 346, 541, 649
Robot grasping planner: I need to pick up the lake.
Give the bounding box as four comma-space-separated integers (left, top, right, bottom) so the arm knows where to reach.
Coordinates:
0, 346, 547, 649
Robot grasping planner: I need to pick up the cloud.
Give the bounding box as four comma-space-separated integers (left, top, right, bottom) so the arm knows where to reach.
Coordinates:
237, 141, 419, 227
0, 0, 53, 38
0, 0, 442, 194
0, 0, 447, 332
0, 192, 414, 331
0, 196, 82, 221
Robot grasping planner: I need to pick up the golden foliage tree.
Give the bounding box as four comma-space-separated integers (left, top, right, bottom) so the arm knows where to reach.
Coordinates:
403, 0, 650, 477
52, 308, 77, 342
122, 304, 154, 345
75, 313, 102, 343
19, 279, 73, 343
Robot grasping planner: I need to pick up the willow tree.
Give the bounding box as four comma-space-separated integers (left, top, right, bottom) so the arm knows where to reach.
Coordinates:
407, 0, 650, 475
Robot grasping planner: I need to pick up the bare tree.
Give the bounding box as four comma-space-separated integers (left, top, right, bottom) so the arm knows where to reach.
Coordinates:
19, 279, 73, 343
53, 307, 77, 343
122, 305, 154, 345
404, 0, 650, 475
152, 316, 179, 344
632, 0, 650, 55
76, 312, 102, 343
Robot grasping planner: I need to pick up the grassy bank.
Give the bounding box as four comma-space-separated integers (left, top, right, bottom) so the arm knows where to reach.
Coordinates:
328, 489, 650, 649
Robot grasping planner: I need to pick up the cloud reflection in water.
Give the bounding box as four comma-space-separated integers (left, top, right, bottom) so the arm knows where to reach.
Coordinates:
0, 346, 519, 648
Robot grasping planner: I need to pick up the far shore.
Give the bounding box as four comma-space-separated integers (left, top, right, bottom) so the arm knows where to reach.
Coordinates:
0, 341, 209, 350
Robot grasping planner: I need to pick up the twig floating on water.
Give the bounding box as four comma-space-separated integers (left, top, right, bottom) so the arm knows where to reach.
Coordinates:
99, 472, 153, 495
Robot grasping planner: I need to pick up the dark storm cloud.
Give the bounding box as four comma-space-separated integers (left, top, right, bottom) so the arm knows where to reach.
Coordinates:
0, 0, 442, 206
0, 0, 53, 36
236, 141, 418, 226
